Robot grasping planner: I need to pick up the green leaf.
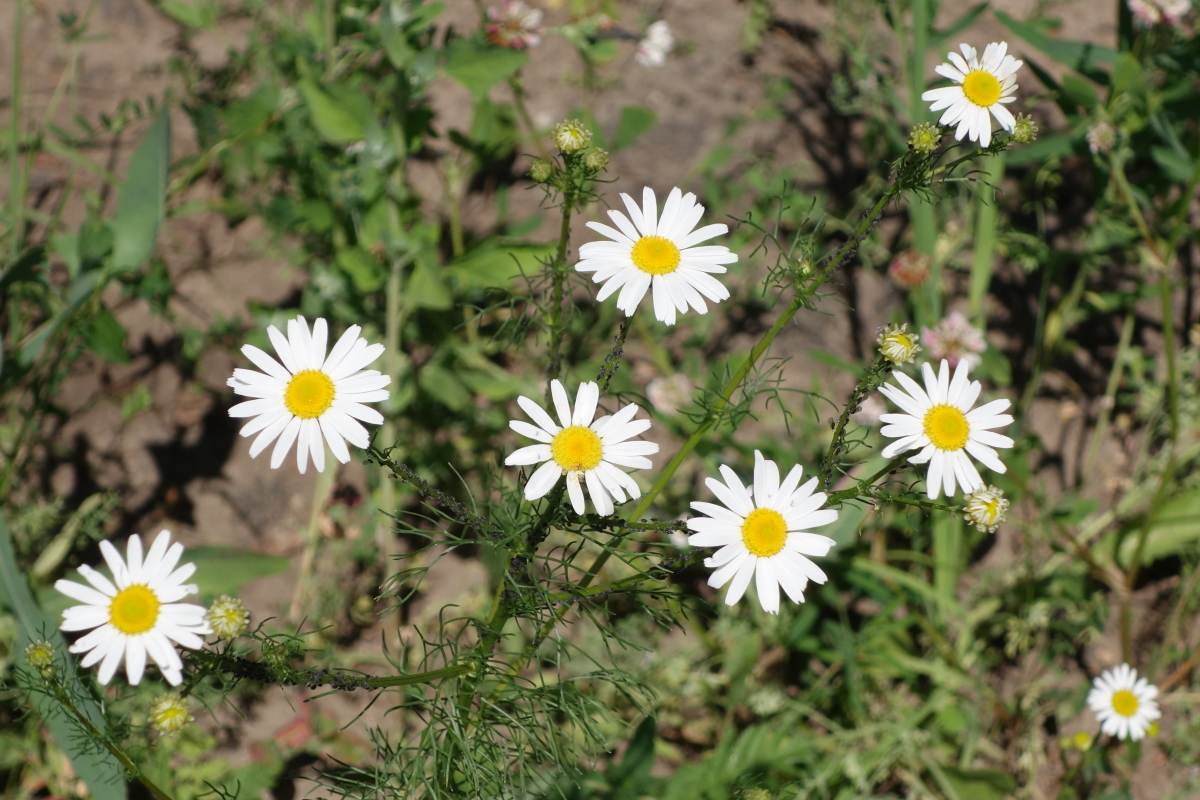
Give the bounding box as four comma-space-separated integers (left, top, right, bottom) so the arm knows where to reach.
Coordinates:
0, 513, 127, 800
805, 347, 863, 376
336, 247, 386, 292
611, 105, 657, 152
994, 11, 1115, 84
940, 766, 1018, 800
407, 260, 454, 309
443, 41, 528, 99
1005, 133, 1075, 166
1060, 73, 1099, 110
448, 241, 554, 290
607, 716, 656, 788
297, 79, 370, 144
1151, 146, 1196, 183
110, 108, 169, 273
157, 0, 217, 28
187, 547, 291, 596
930, 2, 990, 50
1117, 488, 1200, 567
85, 306, 131, 364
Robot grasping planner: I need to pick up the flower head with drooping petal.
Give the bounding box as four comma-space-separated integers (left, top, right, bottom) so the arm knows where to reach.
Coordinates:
227, 316, 390, 474
504, 379, 659, 515
576, 187, 737, 326
963, 484, 1009, 532
55, 530, 210, 686
922, 42, 1022, 147
1087, 663, 1161, 741
878, 359, 1014, 499
687, 451, 838, 614
923, 311, 987, 371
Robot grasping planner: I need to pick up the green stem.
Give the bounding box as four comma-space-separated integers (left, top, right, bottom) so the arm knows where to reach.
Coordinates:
818, 356, 889, 487
1082, 310, 1134, 478
968, 152, 1005, 326
545, 188, 575, 400
826, 459, 905, 504
366, 662, 474, 688
377, 256, 408, 553
55, 688, 174, 800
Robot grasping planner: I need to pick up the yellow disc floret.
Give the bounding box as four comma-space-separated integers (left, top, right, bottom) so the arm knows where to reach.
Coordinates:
550, 426, 604, 472
924, 404, 970, 451
109, 585, 161, 635
962, 70, 1002, 107
740, 508, 788, 557
631, 236, 682, 275
284, 370, 336, 418
1112, 689, 1139, 717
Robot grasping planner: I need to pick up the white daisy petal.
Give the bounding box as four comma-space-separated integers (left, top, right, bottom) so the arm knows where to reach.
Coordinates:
925, 42, 1022, 146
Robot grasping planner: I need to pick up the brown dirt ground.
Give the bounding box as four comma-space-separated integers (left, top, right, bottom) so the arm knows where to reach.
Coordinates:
4, 0, 1195, 796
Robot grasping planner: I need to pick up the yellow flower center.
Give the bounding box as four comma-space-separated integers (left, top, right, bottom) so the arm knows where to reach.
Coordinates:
1112, 689, 1139, 717
284, 370, 335, 419
924, 404, 970, 451
109, 585, 161, 635
550, 426, 604, 472
981, 497, 1000, 522
153, 706, 188, 728
741, 508, 788, 558
631, 236, 681, 275
962, 70, 1002, 107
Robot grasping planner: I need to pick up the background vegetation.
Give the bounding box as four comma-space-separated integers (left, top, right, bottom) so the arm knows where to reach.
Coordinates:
2, 0, 1199, 798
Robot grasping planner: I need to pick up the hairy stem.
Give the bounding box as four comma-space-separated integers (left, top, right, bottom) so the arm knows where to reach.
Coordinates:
545, 186, 576, 401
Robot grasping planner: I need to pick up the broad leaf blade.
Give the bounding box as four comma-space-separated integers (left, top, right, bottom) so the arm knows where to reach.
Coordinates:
110, 108, 169, 273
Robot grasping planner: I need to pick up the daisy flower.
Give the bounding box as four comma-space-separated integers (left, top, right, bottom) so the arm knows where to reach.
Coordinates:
1087, 663, 1161, 741
486, 0, 543, 49
922, 311, 986, 372
576, 186, 737, 326
227, 316, 390, 474
55, 530, 210, 687
878, 359, 1014, 499
922, 42, 1022, 147
149, 692, 193, 737
504, 379, 658, 515
687, 451, 838, 614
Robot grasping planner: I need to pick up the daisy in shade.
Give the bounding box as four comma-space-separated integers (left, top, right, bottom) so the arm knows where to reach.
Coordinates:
227, 316, 390, 474
922, 42, 1022, 147
55, 530, 210, 686
505, 379, 658, 515
878, 359, 1014, 500
576, 186, 737, 326
687, 451, 838, 614
1087, 663, 1161, 741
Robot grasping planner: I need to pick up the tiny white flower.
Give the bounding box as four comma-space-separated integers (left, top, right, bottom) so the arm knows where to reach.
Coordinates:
687, 451, 838, 614
636, 20, 674, 67
552, 119, 591, 154
486, 0, 543, 49
1087, 663, 1161, 741
922, 42, 1022, 147
504, 379, 659, 516
576, 186, 737, 326
228, 316, 390, 474
55, 530, 211, 686
878, 359, 1015, 499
